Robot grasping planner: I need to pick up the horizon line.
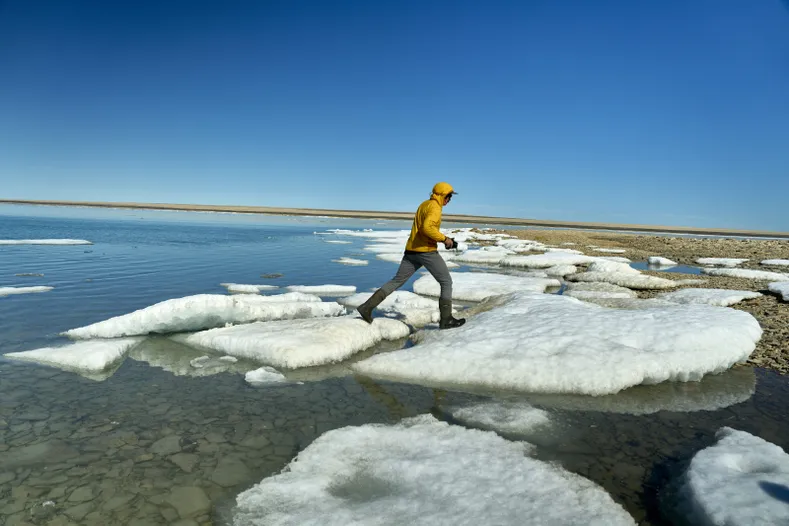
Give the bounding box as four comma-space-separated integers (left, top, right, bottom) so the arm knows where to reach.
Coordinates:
2, 198, 788, 239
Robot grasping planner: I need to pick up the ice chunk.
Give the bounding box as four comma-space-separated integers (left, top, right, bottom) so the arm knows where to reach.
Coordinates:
701, 268, 789, 281
768, 282, 789, 301
63, 294, 343, 339
568, 271, 680, 290
0, 239, 92, 245
363, 243, 406, 253
245, 366, 289, 386
413, 272, 560, 302
762, 259, 789, 267
588, 260, 640, 274
649, 256, 678, 266
6, 338, 143, 375
232, 415, 635, 526
354, 292, 762, 395
597, 256, 633, 263
220, 283, 279, 294
339, 291, 441, 327
331, 257, 368, 266
447, 401, 552, 436
677, 427, 789, 526
527, 367, 755, 415
0, 286, 53, 297
546, 247, 585, 255
375, 252, 404, 263
175, 317, 409, 368
324, 240, 352, 244
285, 284, 356, 296
563, 282, 638, 300
501, 253, 596, 268
451, 247, 514, 265
545, 264, 577, 277
657, 288, 761, 307
696, 258, 749, 267
593, 248, 627, 254
128, 339, 251, 378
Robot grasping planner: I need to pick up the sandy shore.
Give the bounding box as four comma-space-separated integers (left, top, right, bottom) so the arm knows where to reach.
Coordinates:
3, 198, 789, 239
495, 228, 789, 374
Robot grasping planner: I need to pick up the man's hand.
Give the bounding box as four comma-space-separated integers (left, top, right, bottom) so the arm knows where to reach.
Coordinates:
443, 237, 455, 250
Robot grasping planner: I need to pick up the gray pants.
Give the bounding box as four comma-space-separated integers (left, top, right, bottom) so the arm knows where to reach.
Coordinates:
379, 251, 452, 302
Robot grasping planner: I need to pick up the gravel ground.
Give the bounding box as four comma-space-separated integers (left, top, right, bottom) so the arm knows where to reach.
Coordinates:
493, 228, 789, 374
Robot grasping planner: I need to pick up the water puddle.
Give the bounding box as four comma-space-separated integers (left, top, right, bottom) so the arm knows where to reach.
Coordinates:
630, 262, 702, 275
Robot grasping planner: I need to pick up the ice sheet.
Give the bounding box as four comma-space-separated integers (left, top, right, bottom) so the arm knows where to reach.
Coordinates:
175, 316, 410, 368
220, 283, 280, 294
354, 292, 762, 395
285, 285, 357, 296
657, 288, 761, 307
331, 257, 369, 266
413, 272, 560, 301
563, 282, 638, 300
338, 291, 441, 327
63, 294, 343, 339
649, 256, 678, 266
501, 253, 596, 268
696, 258, 749, 267
0, 286, 54, 297
701, 268, 789, 281
762, 259, 789, 266
232, 415, 635, 526
6, 338, 143, 375
0, 239, 92, 245
768, 282, 789, 301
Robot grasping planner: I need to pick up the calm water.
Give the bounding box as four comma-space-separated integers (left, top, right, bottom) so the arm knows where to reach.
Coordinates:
1, 204, 788, 526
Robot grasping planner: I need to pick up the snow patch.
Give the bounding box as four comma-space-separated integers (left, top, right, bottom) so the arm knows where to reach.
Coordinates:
768, 282, 789, 301
701, 268, 789, 281
6, 338, 143, 374
331, 257, 368, 266
762, 259, 789, 267
413, 272, 560, 302
649, 256, 678, 266
220, 283, 279, 294
657, 289, 761, 307
696, 258, 749, 267
285, 284, 356, 296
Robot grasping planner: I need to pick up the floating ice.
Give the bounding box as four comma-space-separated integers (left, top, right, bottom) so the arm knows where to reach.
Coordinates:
677, 427, 789, 526
526, 367, 755, 415
451, 247, 514, 265
563, 282, 638, 300
413, 272, 560, 302
339, 291, 441, 327
768, 282, 789, 301
568, 261, 680, 290
245, 366, 289, 386
545, 247, 585, 255
649, 256, 678, 266
701, 268, 789, 281
545, 264, 577, 277
363, 243, 407, 254
220, 283, 279, 294
501, 253, 596, 268
324, 240, 352, 244
232, 415, 635, 526
375, 252, 404, 263
6, 338, 143, 375
657, 288, 761, 307
0, 286, 53, 297
447, 401, 552, 436
354, 292, 761, 395
0, 239, 92, 245
176, 317, 409, 368
64, 294, 343, 339
331, 257, 368, 266
762, 259, 789, 267
597, 256, 633, 263
593, 248, 627, 254
285, 284, 357, 296
128, 339, 251, 378
696, 258, 749, 267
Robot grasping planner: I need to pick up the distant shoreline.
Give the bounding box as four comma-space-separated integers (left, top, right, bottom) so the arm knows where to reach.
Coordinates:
2, 198, 788, 239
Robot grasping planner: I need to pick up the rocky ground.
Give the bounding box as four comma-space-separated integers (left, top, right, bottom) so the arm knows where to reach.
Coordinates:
497, 228, 789, 373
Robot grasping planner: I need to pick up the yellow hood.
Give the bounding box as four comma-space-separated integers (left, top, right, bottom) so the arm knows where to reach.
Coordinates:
430, 182, 455, 207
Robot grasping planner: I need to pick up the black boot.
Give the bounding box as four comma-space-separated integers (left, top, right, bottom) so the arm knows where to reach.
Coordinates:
439, 300, 466, 330
357, 289, 388, 324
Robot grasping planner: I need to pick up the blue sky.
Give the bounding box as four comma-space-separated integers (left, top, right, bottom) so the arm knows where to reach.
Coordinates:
1, 1, 787, 230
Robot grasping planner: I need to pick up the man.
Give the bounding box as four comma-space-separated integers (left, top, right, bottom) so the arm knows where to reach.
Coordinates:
357, 182, 466, 329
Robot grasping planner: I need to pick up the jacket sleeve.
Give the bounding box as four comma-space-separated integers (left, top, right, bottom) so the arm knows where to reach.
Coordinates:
420, 202, 446, 243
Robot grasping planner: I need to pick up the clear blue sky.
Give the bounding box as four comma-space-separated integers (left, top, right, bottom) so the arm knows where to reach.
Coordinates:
1, 1, 787, 230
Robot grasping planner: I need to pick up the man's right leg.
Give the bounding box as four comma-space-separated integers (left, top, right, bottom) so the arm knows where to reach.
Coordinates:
357, 255, 421, 323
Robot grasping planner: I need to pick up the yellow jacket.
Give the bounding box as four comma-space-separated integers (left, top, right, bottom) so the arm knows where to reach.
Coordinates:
405, 182, 454, 252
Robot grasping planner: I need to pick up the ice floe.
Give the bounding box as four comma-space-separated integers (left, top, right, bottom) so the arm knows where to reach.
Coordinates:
0, 239, 93, 245
285, 284, 356, 296
0, 286, 54, 297
232, 415, 635, 526
451, 247, 514, 265
354, 292, 762, 395
545, 264, 577, 277
63, 294, 343, 339
526, 367, 755, 415
701, 268, 789, 281
338, 291, 441, 327
501, 252, 596, 268
331, 257, 368, 266
768, 282, 789, 301
128, 339, 251, 378
563, 282, 638, 300
175, 317, 410, 368
568, 260, 680, 290
676, 427, 789, 526
6, 338, 144, 376
413, 272, 560, 302
597, 256, 633, 263
245, 366, 289, 386
696, 258, 749, 267
762, 259, 789, 266
324, 240, 352, 244
649, 256, 678, 266
593, 248, 627, 254
447, 401, 552, 436
656, 289, 761, 307
220, 283, 279, 294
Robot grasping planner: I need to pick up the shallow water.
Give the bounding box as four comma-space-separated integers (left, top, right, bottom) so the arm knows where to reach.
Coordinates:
2, 204, 788, 526
630, 262, 703, 275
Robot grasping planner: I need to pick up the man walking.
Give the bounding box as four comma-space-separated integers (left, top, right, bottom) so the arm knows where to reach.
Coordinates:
357, 182, 466, 329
